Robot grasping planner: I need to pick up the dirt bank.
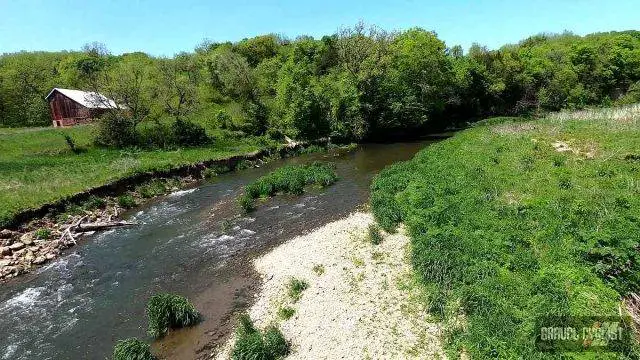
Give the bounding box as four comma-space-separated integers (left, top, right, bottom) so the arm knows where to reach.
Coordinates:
213, 212, 444, 359
0, 142, 327, 282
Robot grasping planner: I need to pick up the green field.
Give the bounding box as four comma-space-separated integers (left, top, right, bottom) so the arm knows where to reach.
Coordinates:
0, 124, 265, 227
371, 111, 640, 358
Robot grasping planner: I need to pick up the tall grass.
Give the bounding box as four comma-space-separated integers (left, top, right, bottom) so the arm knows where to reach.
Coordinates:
112, 338, 156, 360
231, 314, 289, 360
547, 103, 640, 127
370, 116, 640, 358
146, 293, 201, 338
240, 162, 337, 212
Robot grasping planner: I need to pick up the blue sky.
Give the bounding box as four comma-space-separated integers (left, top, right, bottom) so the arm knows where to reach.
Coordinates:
1, 0, 638, 56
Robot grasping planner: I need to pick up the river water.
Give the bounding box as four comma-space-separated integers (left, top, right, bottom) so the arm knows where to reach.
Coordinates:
0, 140, 434, 360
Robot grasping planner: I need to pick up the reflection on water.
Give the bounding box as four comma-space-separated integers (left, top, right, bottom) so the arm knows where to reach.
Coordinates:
0, 141, 433, 360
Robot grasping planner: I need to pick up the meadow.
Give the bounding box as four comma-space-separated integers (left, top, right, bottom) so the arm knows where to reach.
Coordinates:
0, 124, 265, 227
371, 108, 640, 358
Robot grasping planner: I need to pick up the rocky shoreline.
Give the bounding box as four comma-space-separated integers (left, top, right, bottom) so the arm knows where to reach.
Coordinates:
0, 140, 331, 283
0, 176, 198, 281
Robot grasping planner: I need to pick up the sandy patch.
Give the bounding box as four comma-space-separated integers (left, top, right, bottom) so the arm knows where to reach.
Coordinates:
552, 140, 597, 159
213, 212, 444, 359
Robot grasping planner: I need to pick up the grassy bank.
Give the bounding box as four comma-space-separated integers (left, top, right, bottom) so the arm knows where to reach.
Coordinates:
371, 112, 640, 358
0, 124, 267, 227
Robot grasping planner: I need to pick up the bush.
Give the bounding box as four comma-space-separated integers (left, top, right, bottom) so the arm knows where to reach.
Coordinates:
112, 338, 156, 360
117, 194, 137, 209
172, 118, 210, 147
146, 293, 201, 338
231, 314, 289, 360
216, 110, 233, 129
287, 278, 309, 302
138, 120, 175, 149
95, 112, 138, 148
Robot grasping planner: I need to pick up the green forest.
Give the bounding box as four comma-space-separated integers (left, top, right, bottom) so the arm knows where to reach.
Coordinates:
2, 25, 640, 142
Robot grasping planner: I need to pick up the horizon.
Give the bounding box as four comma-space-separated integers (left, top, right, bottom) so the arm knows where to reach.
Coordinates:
1, 0, 639, 56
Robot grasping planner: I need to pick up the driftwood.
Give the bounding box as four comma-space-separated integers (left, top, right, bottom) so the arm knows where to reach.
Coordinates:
58, 216, 87, 244
76, 221, 137, 232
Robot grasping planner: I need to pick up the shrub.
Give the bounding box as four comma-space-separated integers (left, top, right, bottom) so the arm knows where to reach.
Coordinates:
112, 338, 156, 360
367, 224, 383, 245
231, 314, 289, 360
146, 293, 201, 338
287, 278, 309, 302
216, 110, 233, 129
117, 194, 137, 209
138, 120, 174, 149
94, 112, 138, 148
172, 119, 210, 147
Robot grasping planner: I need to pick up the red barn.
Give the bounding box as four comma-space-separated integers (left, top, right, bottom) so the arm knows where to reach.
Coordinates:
45, 88, 118, 127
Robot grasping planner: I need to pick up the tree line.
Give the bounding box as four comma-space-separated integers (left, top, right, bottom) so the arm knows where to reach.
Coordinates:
1, 25, 639, 142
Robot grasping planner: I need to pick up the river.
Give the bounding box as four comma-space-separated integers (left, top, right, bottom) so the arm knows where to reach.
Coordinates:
0, 140, 435, 360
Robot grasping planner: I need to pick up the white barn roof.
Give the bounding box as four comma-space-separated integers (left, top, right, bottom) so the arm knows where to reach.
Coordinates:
45, 88, 119, 109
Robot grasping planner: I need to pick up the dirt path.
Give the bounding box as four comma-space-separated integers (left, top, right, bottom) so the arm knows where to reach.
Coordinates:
213, 212, 444, 359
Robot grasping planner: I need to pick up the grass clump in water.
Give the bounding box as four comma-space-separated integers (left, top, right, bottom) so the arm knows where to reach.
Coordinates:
146, 293, 201, 338
240, 162, 337, 212
367, 224, 383, 245
231, 313, 289, 360
370, 116, 640, 358
287, 278, 309, 302
112, 338, 156, 360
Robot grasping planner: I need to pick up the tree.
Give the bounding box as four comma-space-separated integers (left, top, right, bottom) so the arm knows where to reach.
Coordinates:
156, 53, 199, 120
205, 46, 256, 100
234, 34, 282, 67
90, 53, 155, 125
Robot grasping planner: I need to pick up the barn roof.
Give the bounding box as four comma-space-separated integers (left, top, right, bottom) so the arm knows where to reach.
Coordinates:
45, 88, 119, 109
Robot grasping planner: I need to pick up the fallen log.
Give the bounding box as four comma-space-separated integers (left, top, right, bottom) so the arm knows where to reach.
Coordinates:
76, 221, 137, 232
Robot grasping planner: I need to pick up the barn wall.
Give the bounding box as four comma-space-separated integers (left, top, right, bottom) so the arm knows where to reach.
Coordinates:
48, 91, 92, 127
